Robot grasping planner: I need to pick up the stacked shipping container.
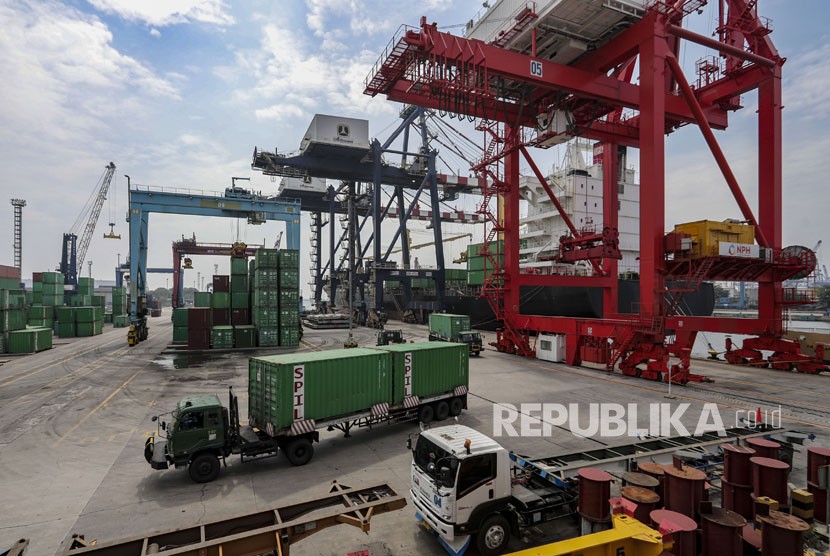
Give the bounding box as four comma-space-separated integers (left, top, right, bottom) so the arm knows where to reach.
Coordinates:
278, 249, 300, 347
253, 249, 280, 347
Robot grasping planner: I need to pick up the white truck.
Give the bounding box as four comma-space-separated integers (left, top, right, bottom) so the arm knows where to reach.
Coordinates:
408, 424, 806, 556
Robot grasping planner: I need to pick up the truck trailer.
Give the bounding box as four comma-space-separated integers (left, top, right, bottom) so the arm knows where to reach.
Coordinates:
409, 424, 807, 555
145, 343, 469, 482
428, 313, 482, 356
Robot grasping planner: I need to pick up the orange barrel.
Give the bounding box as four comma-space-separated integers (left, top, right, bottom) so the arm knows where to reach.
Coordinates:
638, 461, 666, 500
577, 468, 613, 523
722, 443, 756, 485
663, 464, 707, 520
746, 437, 780, 460
650, 509, 698, 556
757, 511, 810, 556
700, 507, 746, 556
807, 446, 830, 484
750, 457, 790, 506
807, 481, 827, 523
623, 471, 660, 491
721, 479, 754, 520
621, 486, 660, 523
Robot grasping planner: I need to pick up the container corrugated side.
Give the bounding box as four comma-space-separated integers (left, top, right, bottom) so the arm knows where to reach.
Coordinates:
248, 348, 392, 433
372, 342, 468, 404
428, 313, 471, 339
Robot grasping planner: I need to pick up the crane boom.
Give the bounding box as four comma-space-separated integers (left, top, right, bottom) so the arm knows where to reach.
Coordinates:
389, 232, 472, 254
60, 162, 116, 287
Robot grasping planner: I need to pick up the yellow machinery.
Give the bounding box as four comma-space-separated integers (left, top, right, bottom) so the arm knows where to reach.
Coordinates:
673, 219, 755, 258
505, 515, 664, 556
126, 325, 138, 346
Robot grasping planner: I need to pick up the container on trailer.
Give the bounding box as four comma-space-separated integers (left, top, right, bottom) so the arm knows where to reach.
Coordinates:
248, 348, 392, 434
429, 313, 471, 339
372, 342, 468, 405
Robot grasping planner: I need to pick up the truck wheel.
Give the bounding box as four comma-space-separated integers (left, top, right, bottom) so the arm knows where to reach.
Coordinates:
434, 400, 450, 421
475, 514, 510, 556
285, 438, 314, 466
449, 397, 464, 417
144, 443, 153, 464
418, 404, 434, 424
189, 453, 220, 483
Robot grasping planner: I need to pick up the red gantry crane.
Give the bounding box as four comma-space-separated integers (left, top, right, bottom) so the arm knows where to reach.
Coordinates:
364, 0, 826, 382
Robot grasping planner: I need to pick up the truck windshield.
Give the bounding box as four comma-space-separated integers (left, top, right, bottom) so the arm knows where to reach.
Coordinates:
414, 436, 459, 487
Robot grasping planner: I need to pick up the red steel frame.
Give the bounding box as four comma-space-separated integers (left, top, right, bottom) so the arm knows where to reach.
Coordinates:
365, 1, 826, 379
171, 239, 257, 308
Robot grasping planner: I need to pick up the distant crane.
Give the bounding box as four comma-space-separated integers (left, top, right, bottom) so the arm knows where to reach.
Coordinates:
389, 232, 472, 255
10, 199, 26, 272
60, 162, 117, 287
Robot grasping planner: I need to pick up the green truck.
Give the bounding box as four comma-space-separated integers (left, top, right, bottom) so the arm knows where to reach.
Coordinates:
144, 343, 469, 482
428, 313, 482, 356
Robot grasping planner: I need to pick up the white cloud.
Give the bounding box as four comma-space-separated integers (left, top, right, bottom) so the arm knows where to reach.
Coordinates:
149, 27, 161, 37
87, 0, 234, 27
782, 41, 830, 121
255, 104, 307, 122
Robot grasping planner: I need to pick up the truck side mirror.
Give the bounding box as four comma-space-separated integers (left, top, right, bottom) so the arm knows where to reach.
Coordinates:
161, 421, 166, 431
440, 466, 452, 487
151, 415, 158, 422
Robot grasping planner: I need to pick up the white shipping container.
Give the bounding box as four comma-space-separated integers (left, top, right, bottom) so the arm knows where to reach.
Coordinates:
299, 114, 369, 153
279, 176, 328, 195
537, 333, 566, 362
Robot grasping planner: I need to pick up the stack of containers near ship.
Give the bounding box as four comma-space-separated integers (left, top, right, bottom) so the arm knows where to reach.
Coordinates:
172, 307, 188, 344
211, 274, 233, 348
278, 249, 300, 347
231, 256, 255, 348
0, 265, 27, 353
112, 286, 129, 328
75, 305, 103, 336
187, 306, 211, 349
253, 249, 279, 347
466, 241, 503, 287
29, 271, 61, 329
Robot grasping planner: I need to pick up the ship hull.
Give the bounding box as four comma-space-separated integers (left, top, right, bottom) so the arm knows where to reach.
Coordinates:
383, 280, 715, 330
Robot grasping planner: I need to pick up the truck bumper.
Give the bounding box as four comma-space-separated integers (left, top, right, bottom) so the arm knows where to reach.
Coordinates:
411, 489, 471, 555
148, 439, 170, 470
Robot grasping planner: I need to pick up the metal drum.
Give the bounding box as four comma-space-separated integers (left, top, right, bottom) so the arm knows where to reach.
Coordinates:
700, 507, 746, 556
758, 511, 810, 556
621, 485, 660, 523
722, 443, 756, 485
577, 468, 613, 523
650, 509, 698, 556
750, 457, 790, 506
746, 437, 780, 460
663, 464, 707, 520
622, 471, 660, 491
807, 446, 830, 484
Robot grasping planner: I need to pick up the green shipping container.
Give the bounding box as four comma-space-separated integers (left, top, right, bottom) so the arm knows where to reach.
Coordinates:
278, 249, 300, 269
0, 289, 27, 310
55, 306, 76, 323
28, 305, 54, 320
104, 312, 113, 324
32, 291, 42, 304
0, 310, 27, 332
113, 315, 130, 328
41, 272, 64, 285
211, 325, 234, 348
58, 322, 75, 338
78, 277, 94, 288
253, 307, 279, 327
467, 241, 504, 257
76, 322, 95, 337
42, 294, 64, 306
234, 325, 257, 348
255, 249, 279, 269
92, 296, 106, 308
68, 295, 93, 307
94, 307, 104, 321
372, 342, 469, 404
212, 292, 230, 309
32, 281, 43, 293
278, 269, 299, 288
445, 269, 468, 281
173, 308, 189, 327
254, 269, 279, 289
231, 292, 250, 309
0, 332, 6, 353
467, 270, 485, 286
278, 289, 300, 307
279, 326, 300, 347
278, 308, 299, 327
428, 313, 471, 340
173, 326, 188, 344
0, 278, 20, 290
94, 320, 103, 335
9, 327, 52, 353
27, 318, 51, 328
194, 292, 212, 308
253, 289, 279, 307
257, 327, 280, 347
75, 307, 97, 323
231, 275, 249, 293
231, 257, 249, 275
248, 348, 392, 433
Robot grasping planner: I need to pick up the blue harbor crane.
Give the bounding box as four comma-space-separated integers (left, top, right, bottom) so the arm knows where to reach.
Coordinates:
60, 162, 118, 287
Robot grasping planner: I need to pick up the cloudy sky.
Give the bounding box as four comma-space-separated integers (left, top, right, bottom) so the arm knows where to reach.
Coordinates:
0, 0, 828, 298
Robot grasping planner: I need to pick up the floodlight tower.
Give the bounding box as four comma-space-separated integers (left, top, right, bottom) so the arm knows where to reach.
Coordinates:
10, 199, 26, 273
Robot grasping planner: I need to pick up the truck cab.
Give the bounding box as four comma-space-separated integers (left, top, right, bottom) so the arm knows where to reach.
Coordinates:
410, 425, 512, 556
145, 394, 230, 482
459, 331, 482, 356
